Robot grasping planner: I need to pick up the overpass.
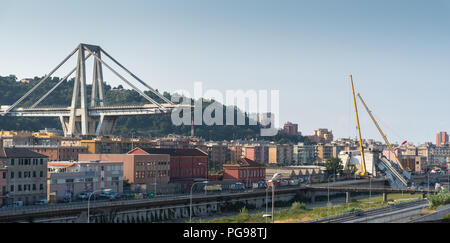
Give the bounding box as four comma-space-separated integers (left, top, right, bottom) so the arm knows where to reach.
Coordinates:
0, 179, 438, 223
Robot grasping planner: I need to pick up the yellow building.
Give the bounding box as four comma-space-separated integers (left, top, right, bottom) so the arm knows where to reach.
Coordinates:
81, 137, 154, 154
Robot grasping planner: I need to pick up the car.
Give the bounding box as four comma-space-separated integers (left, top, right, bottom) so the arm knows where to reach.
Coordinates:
34, 199, 48, 205
12, 201, 23, 207
108, 192, 120, 200
78, 192, 91, 200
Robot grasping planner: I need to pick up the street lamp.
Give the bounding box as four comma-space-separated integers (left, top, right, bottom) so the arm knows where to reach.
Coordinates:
327, 176, 330, 218
269, 173, 282, 223
87, 188, 111, 223
265, 186, 269, 223
190, 181, 208, 222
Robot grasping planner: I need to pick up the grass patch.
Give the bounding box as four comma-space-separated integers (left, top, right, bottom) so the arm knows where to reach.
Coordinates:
200, 193, 422, 223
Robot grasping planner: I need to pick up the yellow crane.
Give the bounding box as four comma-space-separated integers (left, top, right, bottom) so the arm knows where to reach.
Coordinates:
350, 75, 367, 176
357, 93, 405, 170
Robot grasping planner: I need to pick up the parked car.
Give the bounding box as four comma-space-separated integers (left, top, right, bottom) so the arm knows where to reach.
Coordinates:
34, 199, 48, 205
288, 179, 299, 186
108, 192, 120, 200
13, 201, 23, 207
230, 182, 245, 191
257, 181, 267, 189
78, 192, 91, 200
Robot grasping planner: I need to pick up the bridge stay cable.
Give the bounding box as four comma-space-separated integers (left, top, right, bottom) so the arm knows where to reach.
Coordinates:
99, 47, 174, 105
82, 45, 167, 112
3, 46, 80, 114
31, 52, 93, 108
1, 43, 183, 137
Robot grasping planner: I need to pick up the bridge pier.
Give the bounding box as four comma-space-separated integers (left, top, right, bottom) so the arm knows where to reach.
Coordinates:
383, 193, 388, 202
346, 191, 351, 203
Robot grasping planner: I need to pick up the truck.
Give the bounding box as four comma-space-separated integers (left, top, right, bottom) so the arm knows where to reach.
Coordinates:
204, 184, 222, 191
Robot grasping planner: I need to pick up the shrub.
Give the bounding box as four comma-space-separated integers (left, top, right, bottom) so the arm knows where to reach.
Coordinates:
290, 202, 306, 211
428, 190, 450, 209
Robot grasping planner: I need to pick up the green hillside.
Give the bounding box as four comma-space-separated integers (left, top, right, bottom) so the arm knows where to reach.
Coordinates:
0, 75, 310, 143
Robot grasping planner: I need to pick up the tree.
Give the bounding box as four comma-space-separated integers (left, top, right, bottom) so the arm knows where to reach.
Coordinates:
324, 157, 344, 177
343, 164, 357, 178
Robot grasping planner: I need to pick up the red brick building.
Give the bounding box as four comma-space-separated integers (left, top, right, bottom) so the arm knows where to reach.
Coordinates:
223, 157, 266, 187
436, 132, 449, 146
128, 147, 208, 192
283, 122, 298, 135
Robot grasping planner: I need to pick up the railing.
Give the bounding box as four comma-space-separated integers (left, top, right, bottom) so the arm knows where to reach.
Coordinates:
378, 156, 409, 188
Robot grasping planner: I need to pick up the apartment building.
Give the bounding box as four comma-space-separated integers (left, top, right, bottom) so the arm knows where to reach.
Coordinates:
293, 143, 315, 165
244, 145, 269, 164
47, 160, 123, 201
15, 145, 88, 161
0, 166, 7, 206
78, 153, 170, 191
205, 142, 230, 169
283, 122, 298, 135
81, 137, 154, 154
229, 145, 244, 163
127, 147, 208, 192
308, 129, 333, 144
268, 144, 293, 165
315, 143, 333, 164
0, 145, 48, 205
436, 132, 449, 146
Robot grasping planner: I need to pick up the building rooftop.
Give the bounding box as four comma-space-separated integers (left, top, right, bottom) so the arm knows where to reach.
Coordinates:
131, 147, 208, 157
223, 157, 265, 168
1, 147, 48, 158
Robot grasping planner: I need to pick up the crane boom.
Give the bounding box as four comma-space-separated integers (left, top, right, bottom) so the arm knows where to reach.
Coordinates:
350, 75, 367, 175
357, 93, 405, 170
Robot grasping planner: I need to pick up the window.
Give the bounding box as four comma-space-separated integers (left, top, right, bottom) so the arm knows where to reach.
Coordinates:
18, 172, 22, 178
40, 159, 43, 165
40, 171, 43, 177
10, 172, 14, 179
10, 185, 14, 192
32, 184, 36, 191
2, 172, 5, 179
33, 171, 36, 178
18, 185, 22, 191
40, 184, 43, 190
10, 159, 14, 166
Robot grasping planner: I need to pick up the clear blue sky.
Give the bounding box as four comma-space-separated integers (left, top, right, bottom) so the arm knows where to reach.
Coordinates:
1, 0, 450, 144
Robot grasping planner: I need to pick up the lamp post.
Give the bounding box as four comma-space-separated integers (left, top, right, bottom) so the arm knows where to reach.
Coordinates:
269, 173, 282, 223
87, 188, 111, 223
447, 169, 449, 191
265, 186, 269, 223
190, 181, 208, 222
327, 176, 331, 220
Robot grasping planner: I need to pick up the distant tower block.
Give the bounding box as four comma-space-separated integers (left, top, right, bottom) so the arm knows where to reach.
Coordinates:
191, 116, 194, 137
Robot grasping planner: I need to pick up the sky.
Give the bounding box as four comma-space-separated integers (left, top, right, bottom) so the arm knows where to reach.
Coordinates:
1, 0, 450, 144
